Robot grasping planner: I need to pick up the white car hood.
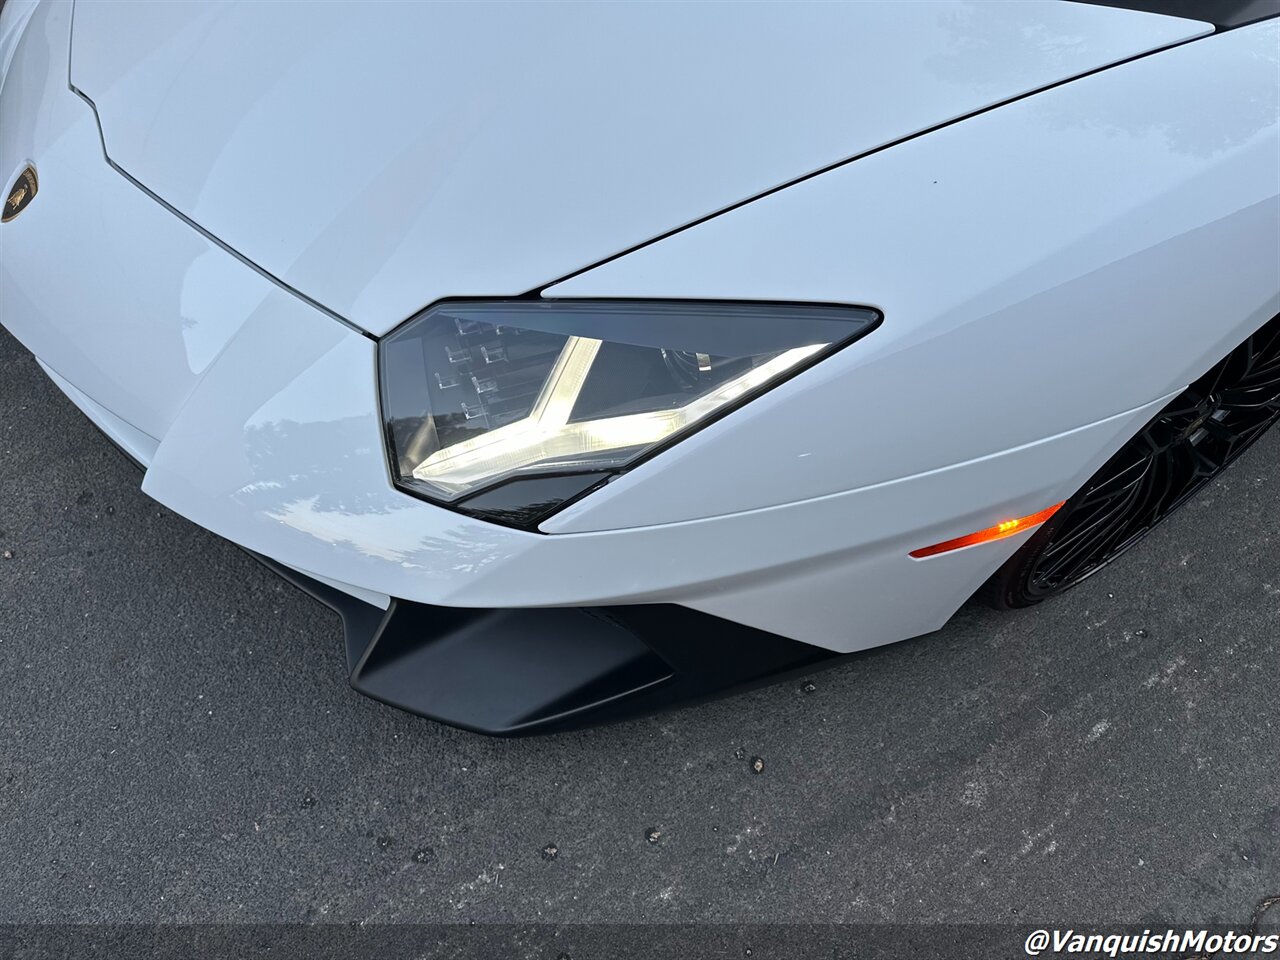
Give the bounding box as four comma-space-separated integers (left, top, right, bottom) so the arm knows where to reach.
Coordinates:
69, 1, 1204, 336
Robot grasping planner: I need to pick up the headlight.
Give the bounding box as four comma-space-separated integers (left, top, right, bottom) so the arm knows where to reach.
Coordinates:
380, 300, 879, 527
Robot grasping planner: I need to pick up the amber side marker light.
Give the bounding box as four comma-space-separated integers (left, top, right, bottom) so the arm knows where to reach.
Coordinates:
909, 502, 1065, 559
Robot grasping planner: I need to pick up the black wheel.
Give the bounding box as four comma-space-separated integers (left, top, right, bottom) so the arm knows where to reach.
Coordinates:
983, 312, 1280, 609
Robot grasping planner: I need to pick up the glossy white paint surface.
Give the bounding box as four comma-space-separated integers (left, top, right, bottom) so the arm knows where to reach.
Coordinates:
68, 1, 1205, 335
2, 3, 1276, 654
139, 306, 1171, 648
545, 18, 1280, 530
0, 2, 281, 441
0, 0, 40, 96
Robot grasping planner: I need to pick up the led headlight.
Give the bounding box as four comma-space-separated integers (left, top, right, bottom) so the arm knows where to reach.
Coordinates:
380, 300, 879, 526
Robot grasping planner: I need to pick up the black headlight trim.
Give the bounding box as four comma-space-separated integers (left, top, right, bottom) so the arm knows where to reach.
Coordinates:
377, 298, 882, 531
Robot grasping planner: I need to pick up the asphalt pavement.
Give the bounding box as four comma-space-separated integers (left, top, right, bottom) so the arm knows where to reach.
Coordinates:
1, 322, 1277, 939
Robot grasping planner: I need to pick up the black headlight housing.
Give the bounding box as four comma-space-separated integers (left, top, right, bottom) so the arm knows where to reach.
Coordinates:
379, 299, 880, 529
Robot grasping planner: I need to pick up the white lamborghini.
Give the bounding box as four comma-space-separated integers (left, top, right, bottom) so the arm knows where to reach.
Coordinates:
1, 0, 1277, 733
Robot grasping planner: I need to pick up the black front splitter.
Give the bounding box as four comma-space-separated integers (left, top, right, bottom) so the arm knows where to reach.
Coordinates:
254, 554, 844, 736
89, 421, 843, 736
90, 422, 844, 736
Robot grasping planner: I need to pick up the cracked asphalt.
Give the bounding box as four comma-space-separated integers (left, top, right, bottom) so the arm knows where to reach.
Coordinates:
1, 321, 1277, 935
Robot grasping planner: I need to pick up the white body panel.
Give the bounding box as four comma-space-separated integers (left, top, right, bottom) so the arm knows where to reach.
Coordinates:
544, 18, 1280, 528
67, 0, 1204, 334
2, 2, 1276, 655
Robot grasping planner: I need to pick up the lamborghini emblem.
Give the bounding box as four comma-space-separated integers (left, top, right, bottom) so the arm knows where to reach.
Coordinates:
3, 165, 38, 223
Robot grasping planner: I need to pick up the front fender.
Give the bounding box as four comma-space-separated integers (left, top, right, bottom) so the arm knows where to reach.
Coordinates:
542, 19, 1280, 533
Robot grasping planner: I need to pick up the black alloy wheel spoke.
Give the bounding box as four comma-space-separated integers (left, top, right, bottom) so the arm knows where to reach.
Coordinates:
1023, 313, 1280, 597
